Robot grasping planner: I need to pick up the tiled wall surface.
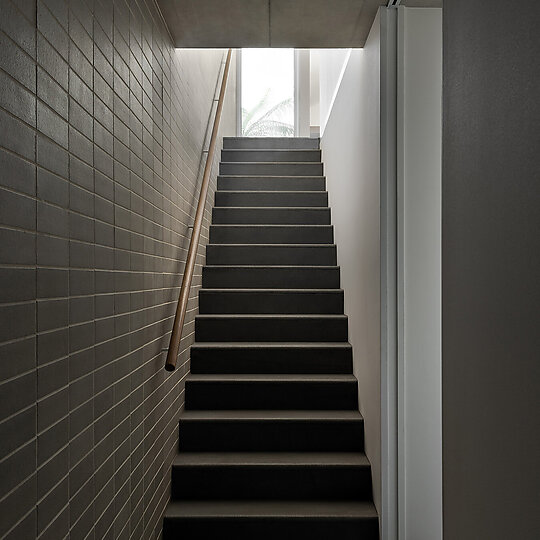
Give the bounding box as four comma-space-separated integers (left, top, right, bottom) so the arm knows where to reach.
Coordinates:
0, 0, 236, 537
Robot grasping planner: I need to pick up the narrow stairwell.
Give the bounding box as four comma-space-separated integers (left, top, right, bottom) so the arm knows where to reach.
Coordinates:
162, 137, 379, 539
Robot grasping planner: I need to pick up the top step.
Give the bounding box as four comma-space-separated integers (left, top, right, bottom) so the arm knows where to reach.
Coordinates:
224, 137, 320, 150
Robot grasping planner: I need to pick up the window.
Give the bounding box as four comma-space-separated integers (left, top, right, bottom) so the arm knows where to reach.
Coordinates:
241, 49, 294, 136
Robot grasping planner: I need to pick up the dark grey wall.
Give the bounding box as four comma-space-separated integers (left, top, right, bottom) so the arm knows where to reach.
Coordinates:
0, 0, 235, 538
443, 2, 540, 539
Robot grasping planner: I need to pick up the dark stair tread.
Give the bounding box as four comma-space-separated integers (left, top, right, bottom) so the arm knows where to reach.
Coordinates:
215, 192, 328, 208
221, 149, 321, 152
173, 452, 370, 467
189, 342, 354, 374
212, 207, 331, 224
209, 225, 333, 230
207, 243, 335, 245
215, 190, 327, 194
210, 224, 332, 227
181, 410, 363, 421
196, 314, 347, 342
196, 314, 347, 319
218, 175, 326, 178
192, 341, 351, 348
199, 288, 343, 292
206, 244, 337, 265
185, 373, 357, 409
206, 243, 337, 248
221, 161, 322, 164
222, 149, 321, 153
209, 225, 335, 245
187, 373, 356, 382
202, 266, 341, 289
198, 288, 344, 314
198, 287, 343, 293
179, 410, 365, 451
218, 177, 327, 191
220, 163, 325, 173
223, 137, 320, 150
165, 500, 378, 519
220, 162, 324, 176
203, 264, 339, 268
213, 206, 329, 210
221, 150, 322, 162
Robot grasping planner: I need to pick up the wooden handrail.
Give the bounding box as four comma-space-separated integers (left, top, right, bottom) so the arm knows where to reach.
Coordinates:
165, 49, 232, 371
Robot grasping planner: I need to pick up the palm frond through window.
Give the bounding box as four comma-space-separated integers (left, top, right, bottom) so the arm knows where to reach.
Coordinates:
242, 89, 294, 137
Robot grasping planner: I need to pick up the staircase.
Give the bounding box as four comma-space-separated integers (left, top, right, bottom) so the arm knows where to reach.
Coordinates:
162, 137, 379, 539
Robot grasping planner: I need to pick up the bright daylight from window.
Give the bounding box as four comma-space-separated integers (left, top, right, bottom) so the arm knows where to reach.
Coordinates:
241, 49, 294, 137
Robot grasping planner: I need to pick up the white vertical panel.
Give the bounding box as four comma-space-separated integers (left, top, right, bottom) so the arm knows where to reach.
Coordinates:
397, 6, 443, 540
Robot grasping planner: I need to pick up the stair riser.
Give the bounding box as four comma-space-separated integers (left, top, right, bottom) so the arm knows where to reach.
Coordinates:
202, 267, 340, 289
199, 290, 343, 314
163, 518, 379, 540
185, 381, 358, 410
206, 245, 337, 266
209, 226, 334, 244
223, 137, 320, 150
220, 163, 323, 176
190, 347, 353, 374
172, 466, 371, 500
179, 420, 364, 451
195, 317, 348, 342
218, 176, 326, 191
215, 191, 328, 207
222, 150, 322, 162
212, 207, 331, 224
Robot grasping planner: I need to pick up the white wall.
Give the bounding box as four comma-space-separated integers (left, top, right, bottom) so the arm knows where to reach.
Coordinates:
294, 50, 311, 136
397, 7, 442, 540
317, 49, 351, 133
320, 7, 443, 538
309, 50, 320, 135
318, 9, 442, 538
320, 14, 382, 514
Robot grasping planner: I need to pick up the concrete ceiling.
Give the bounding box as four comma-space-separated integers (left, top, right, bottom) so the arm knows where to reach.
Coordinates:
156, 0, 388, 48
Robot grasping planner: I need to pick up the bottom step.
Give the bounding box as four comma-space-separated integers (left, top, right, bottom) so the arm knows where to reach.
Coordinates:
163, 500, 379, 540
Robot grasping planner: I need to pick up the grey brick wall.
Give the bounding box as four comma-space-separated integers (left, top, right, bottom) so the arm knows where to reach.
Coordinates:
0, 0, 236, 537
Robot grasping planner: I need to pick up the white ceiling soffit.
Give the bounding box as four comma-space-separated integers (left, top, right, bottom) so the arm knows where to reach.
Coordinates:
156, 0, 388, 48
